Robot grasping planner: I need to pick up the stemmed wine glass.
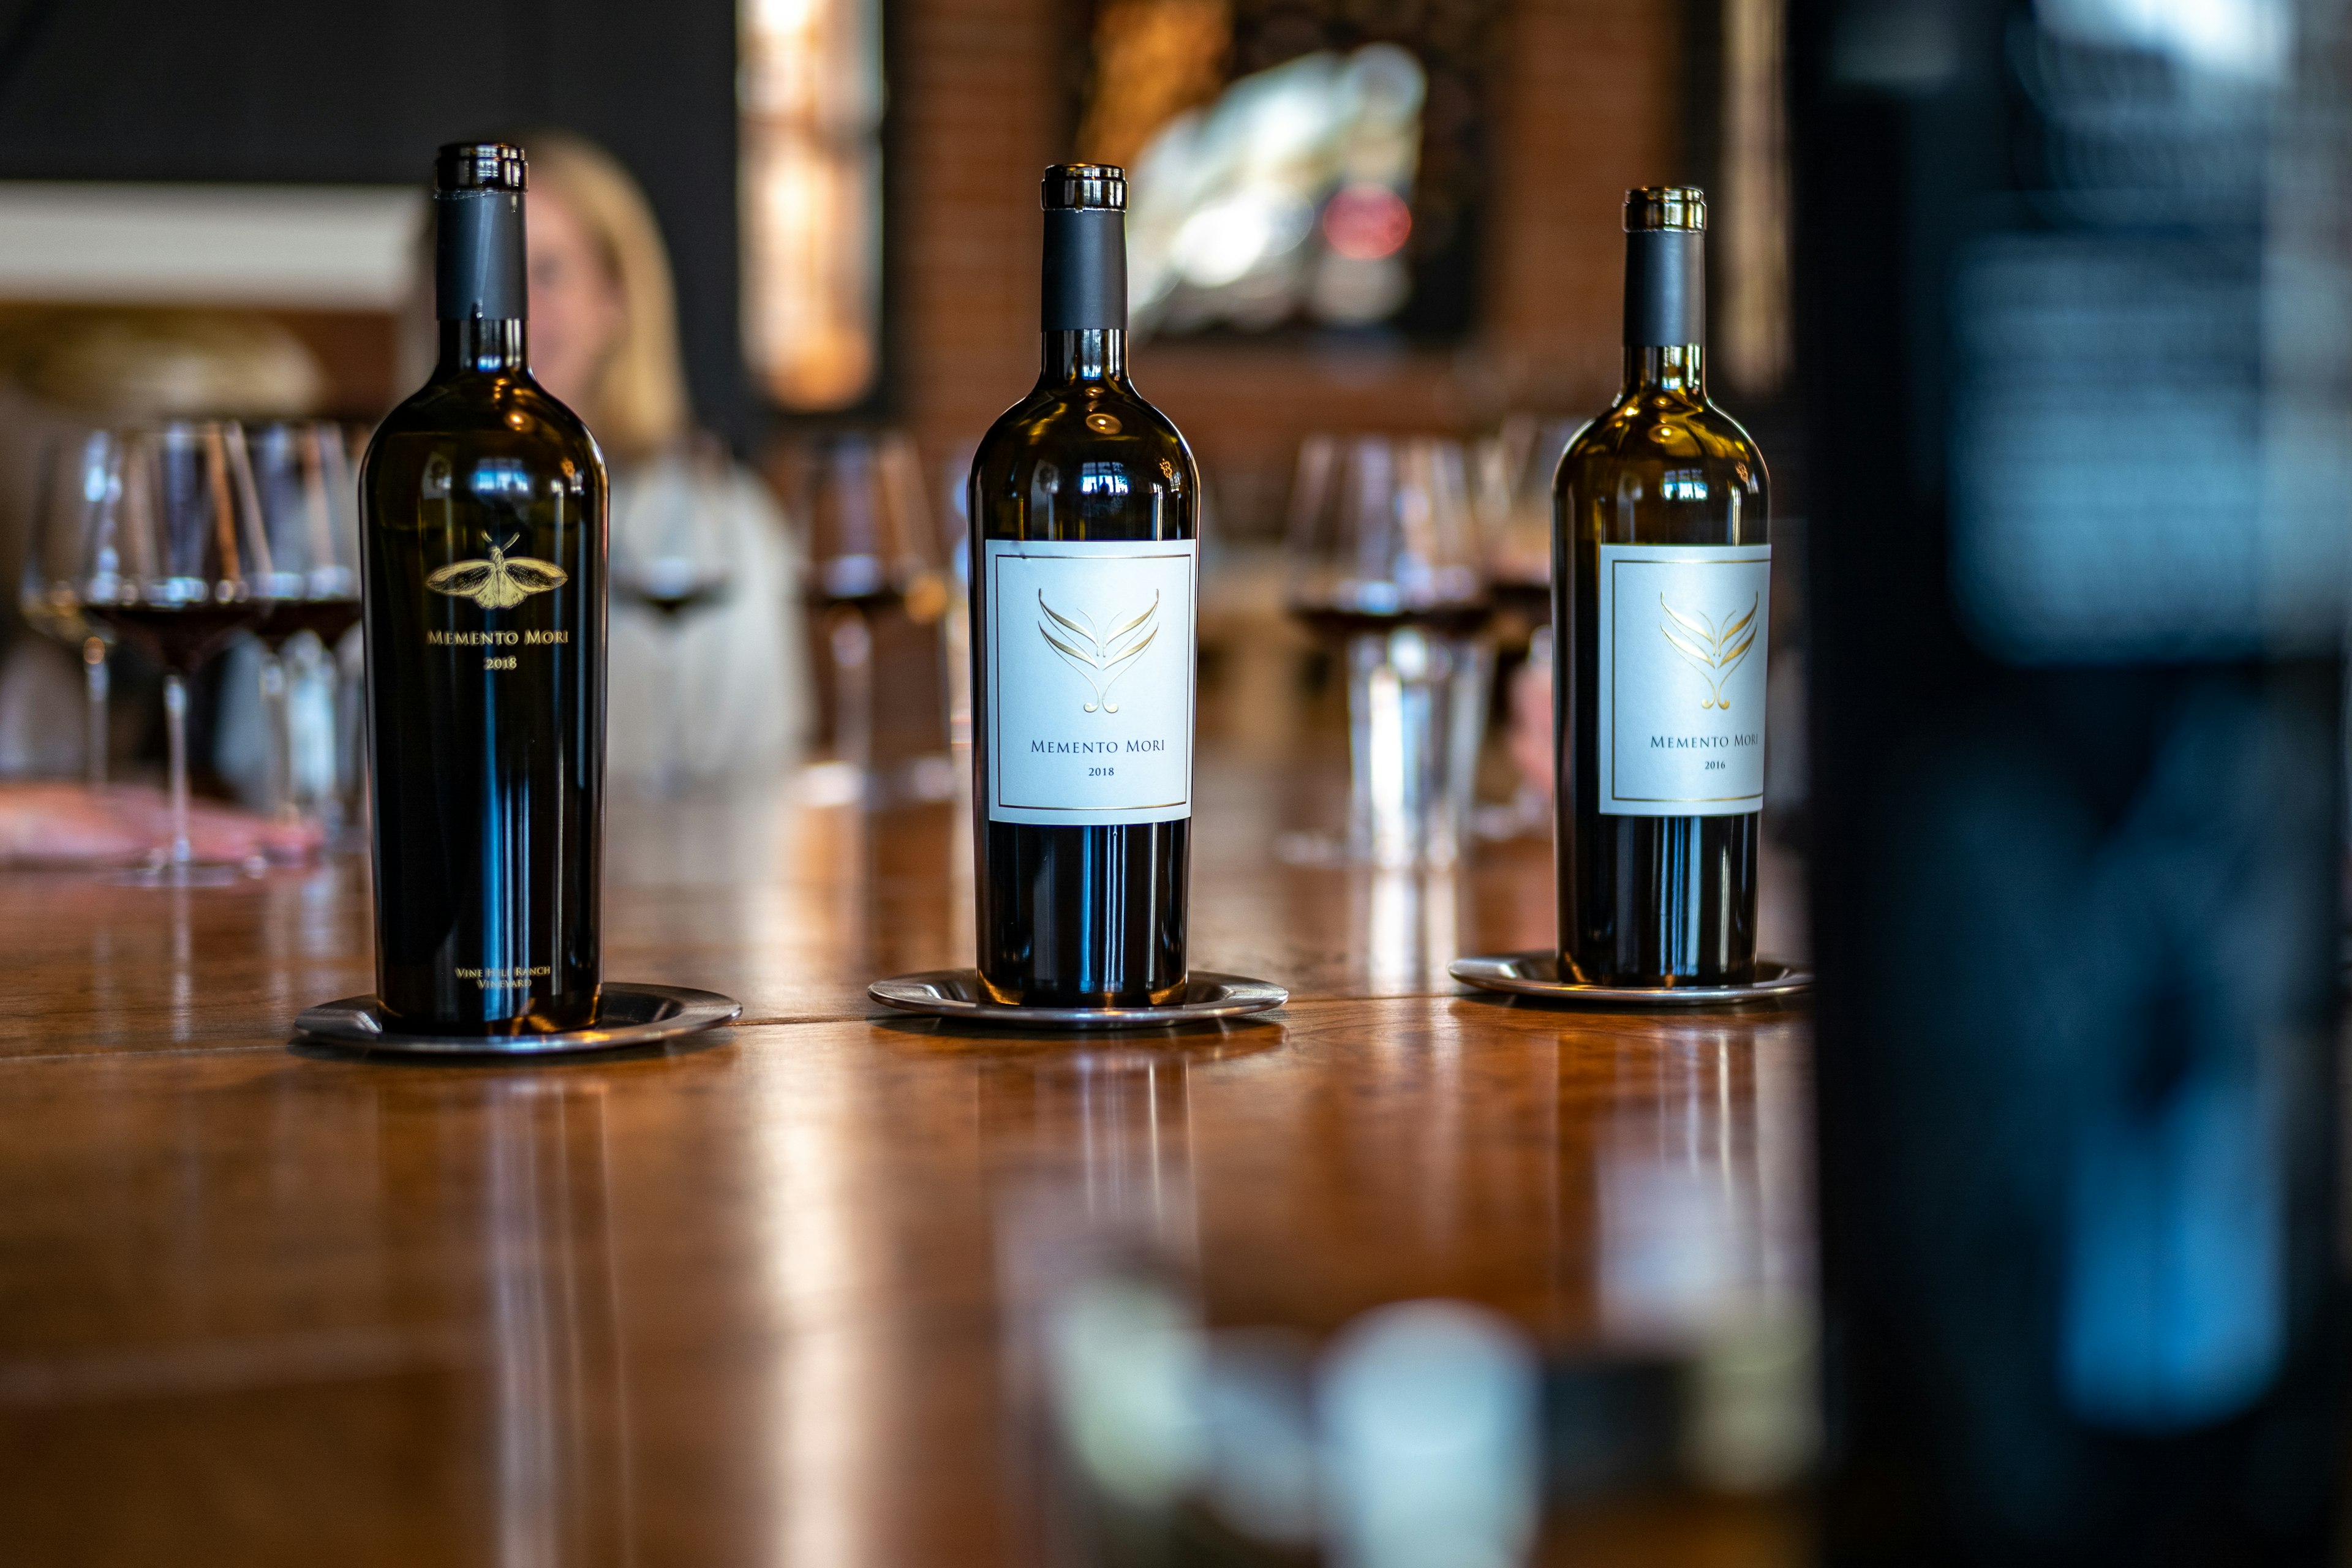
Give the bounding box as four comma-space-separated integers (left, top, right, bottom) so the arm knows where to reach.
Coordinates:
247, 420, 362, 837
1473, 414, 1584, 633
611, 435, 737, 797
1283, 434, 1492, 867
1472, 415, 1584, 839
76, 421, 278, 886
20, 432, 123, 788
938, 438, 978, 749
790, 429, 948, 789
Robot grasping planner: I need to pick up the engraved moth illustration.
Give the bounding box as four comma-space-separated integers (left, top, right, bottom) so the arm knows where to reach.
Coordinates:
1659, 593, 1758, 710
1037, 590, 1159, 714
428, 535, 569, 610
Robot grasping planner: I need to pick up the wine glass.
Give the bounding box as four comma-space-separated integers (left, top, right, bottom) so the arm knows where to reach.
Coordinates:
939, 437, 979, 749
787, 429, 949, 793
247, 420, 361, 837
20, 432, 123, 788
1473, 414, 1584, 636
1283, 434, 1492, 867
1471, 415, 1583, 840
77, 421, 277, 886
611, 435, 738, 797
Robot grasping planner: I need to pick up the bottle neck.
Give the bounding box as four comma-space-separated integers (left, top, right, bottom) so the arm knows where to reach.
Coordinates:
437, 318, 529, 376
1623, 344, 1704, 398
1040, 329, 1128, 385
1038, 205, 1127, 384
1621, 225, 1705, 398
432, 187, 528, 377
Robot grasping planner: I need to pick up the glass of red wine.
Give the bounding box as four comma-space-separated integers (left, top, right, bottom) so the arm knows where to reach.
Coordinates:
786, 429, 947, 790
77, 421, 278, 886
247, 420, 362, 839
1474, 414, 1584, 634
1472, 415, 1584, 840
1283, 434, 1492, 867
20, 431, 124, 789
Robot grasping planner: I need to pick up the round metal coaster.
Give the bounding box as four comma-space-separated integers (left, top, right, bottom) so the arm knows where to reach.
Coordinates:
1449, 951, 1812, 1007
869, 970, 1287, 1030
294, 983, 742, 1055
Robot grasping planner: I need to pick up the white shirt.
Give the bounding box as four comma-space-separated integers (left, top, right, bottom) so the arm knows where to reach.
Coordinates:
605, 448, 811, 791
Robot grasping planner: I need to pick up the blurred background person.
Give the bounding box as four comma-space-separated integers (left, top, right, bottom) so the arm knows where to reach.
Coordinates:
518, 130, 809, 793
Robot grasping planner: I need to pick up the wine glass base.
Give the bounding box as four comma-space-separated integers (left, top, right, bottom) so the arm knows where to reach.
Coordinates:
111, 861, 255, 889
1273, 828, 1462, 870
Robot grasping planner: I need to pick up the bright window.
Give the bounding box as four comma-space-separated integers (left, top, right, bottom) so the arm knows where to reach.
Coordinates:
741, 0, 883, 410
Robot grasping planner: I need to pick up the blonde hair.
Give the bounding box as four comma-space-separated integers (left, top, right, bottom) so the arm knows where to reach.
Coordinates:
525, 131, 691, 462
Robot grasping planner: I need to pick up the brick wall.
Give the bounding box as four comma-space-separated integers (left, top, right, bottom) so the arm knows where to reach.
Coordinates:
892, 0, 1683, 537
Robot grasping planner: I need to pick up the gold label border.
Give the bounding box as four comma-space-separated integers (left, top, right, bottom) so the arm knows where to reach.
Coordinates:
987, 541, 1198, 820
1602, 546, 1770, 812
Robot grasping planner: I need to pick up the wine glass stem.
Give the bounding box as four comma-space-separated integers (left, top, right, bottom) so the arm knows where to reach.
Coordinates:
1348, 632, 1408, 864
832, 607, 873, 775
258, 649, 294, 824
81, 636, 108, 789
663, 625, 687, 798
339, 653, 363, 837
163, 671, 192, 867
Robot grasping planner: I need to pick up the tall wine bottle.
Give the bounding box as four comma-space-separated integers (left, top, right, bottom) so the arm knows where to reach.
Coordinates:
1555, 186, 1769, 986
360, 143, 608, 1034
968, 164, 1199, 1006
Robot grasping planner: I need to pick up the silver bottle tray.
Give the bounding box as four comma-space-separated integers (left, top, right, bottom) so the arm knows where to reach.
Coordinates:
1449, 951, 1812, 1006
294, 982, 742, 1055
869, 969, 1287, 1030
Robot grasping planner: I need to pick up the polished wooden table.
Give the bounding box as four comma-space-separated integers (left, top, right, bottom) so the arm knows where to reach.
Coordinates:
0, 751, 1811, 1566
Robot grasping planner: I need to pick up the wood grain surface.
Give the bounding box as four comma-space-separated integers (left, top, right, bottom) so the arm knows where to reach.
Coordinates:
0, 757, 1811, 1566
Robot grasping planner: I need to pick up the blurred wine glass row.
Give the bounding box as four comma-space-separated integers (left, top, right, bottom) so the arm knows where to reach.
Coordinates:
18, 417, 1580, 872
17, 418, 361, 885
778, 423, 1577, 829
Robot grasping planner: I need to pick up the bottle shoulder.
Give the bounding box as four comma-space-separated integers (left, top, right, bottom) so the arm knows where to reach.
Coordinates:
971, 379, 1199, 541
1555, 388, 1770, 546
1566, 390, 1767, 477
366, 373, 608, 480
976, 382, 1194, 466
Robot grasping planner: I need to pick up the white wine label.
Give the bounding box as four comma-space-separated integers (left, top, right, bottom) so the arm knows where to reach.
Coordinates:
1594, 542, 1770, 816
985, 537, 1197, 825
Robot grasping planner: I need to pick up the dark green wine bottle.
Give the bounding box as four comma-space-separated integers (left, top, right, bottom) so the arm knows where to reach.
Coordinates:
360, 142, 608, 1033
968, 164, 1200, 1006
1555, 186, 1770, 986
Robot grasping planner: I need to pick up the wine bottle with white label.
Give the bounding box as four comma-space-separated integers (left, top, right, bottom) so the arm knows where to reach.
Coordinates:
968, 164, 1199, 1006
360, 143, 608, 1033
1554, 186, 1769, 986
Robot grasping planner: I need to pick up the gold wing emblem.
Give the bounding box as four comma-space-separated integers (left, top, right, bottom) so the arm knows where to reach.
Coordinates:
427, 538, 570, 610
1037, 590, 1159, 714
1658, 593, 1757, 710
